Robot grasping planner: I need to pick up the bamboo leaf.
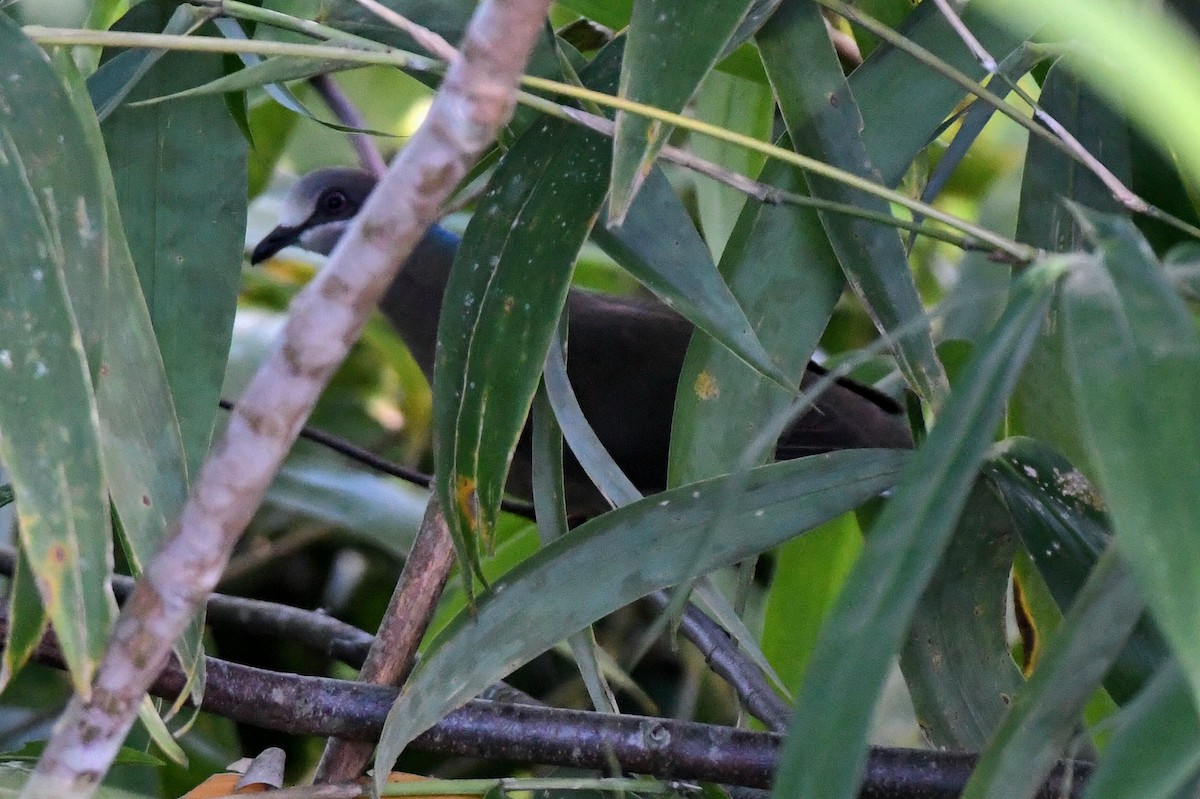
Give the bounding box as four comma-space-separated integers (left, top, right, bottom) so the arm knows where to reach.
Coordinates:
851, 2, 1036, 187
961, 549, 1143, 799
757, 0, 947, 404
899, 479, 1023, 750
669, 140, 845, 487
1060, 211, 1200, 706
378, 449, 907, 784
100, 0, 247, 480
986, 436, 1166, 703
0, 16, 114, 692
773, 259, 1066, 799
608, 0, 755, 220
1083, 661, 1200, 799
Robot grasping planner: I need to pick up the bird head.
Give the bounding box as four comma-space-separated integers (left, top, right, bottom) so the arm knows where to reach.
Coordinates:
250, 167, 378, 264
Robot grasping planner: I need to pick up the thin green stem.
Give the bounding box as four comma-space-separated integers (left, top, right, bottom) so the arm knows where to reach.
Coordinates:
819, 0, 1200, 242
518, 73, 1034, 259
25, 22, 1036, 259
817, 0, 1087, 174
517, 94, 1008, 256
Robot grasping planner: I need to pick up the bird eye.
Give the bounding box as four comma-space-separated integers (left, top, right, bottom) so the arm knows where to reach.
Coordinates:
320, 189, 350, 214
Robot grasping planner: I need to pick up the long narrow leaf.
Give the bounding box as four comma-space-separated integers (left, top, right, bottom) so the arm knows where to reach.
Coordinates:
757, 0, 947, 404
609, 0, 755, 220
899, 479, 1023, 750
960, 548, 1144, 799
61, 44, 206, 702
1083, 661, 1200, 799
669, 141, 844, 487
986, 436, 1166, 703
773, 259, 1066, 799
377, 449, 908, 779
0, 17, 114, 692
852, 2, 1036, 187
1060, 212, 1200, 704
101, 0, 247, 480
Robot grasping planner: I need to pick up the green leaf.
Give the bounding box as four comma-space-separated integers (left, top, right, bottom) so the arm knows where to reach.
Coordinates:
608, 0, 755, 220
1163, 241, 1200, 303
435, 40, 786, 570
1016, 59, 1131, 252
62, 31, 197, 592
127, 54, 400, 139
592, 167, 791, 389
986, 436, 1166, 703
757, 0, 947, 404
899, 479, 1023, 750
1011, 59, 1132, 474
532, 381, 617, 713
975, 0, 1200, 194
432, 101, 608, 574
960, 549, 1144, 799
101, 0, 247, 480
0, 547, 48, 693
433, 42, 627, 572
0, 14, 115, 692
669, 141, 844, 487
1060, 211, 1200, 706
761, 513, 861, 695
850, 2, 1036, 188
1083, 661, 1200, 799
543, 326, 640, 507
691, 69, 773, 261
377, 448, 908, 785
850, 0, 918, 59
773, 259, 1065, 799
61, 45, 207, 703
85, 3, 198, 122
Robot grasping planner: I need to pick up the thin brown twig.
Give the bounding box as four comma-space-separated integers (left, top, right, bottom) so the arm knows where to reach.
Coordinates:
315, 501, 458, 781
215, 398, 537, 518
929, 0, 995, 71
349, 0, 457, 62
647, 591, 791, 734
308, 74, 388, 177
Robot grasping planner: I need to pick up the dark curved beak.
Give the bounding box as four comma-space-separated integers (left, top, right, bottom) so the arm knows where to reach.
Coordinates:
250, 224, 303, 265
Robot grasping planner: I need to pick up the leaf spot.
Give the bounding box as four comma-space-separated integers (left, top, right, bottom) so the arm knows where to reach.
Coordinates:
693, 371, 719, 400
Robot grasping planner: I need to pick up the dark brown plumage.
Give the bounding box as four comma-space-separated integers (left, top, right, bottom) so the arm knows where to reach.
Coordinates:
253, 169, 912, 517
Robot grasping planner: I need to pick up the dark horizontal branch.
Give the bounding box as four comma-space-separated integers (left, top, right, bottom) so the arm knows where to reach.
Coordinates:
0, 548, 786, 728
8, 611, 1090, 798
216, 399, 537, 519
648, 590, 792, 734
0, 545, 374, 666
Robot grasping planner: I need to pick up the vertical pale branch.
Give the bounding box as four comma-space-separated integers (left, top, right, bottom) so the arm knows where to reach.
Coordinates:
19, 0, 553, 796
